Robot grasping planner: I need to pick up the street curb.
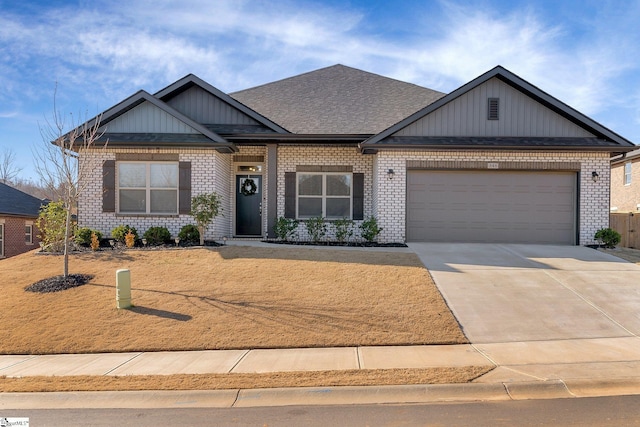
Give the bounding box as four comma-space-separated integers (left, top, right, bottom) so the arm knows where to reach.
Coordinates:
2, 379, 639, 409
234, 383, 510, 407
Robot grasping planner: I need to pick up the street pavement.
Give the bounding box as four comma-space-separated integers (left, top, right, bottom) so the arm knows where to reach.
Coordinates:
2, 243, 640, 409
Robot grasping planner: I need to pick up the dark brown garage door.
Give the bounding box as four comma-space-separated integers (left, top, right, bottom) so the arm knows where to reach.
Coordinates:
407, 170, 577, 244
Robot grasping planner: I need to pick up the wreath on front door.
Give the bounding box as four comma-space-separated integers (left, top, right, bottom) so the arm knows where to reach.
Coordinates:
241, 178, 257, 196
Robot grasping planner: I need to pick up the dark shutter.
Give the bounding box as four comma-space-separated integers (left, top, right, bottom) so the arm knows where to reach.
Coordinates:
179, 162, 191, 214
102, 160, 115, 213
352, 173, 364, 220
284, 172, 296, 218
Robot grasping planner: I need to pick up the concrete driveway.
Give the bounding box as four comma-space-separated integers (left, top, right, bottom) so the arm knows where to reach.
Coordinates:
409, 243, 640, 344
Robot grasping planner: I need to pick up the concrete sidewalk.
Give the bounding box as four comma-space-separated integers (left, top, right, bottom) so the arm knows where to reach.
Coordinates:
3, 338, 640, 408
3, 242, 640, 409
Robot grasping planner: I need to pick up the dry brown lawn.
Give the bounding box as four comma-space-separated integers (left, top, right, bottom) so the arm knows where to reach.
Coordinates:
0, 367, 493, 393
0, 246, 467, 355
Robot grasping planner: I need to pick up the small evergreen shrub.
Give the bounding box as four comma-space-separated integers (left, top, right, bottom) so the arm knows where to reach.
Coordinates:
178, 224, 200, 244
90, 233, 100, 251
360, 216, 382, 242
36, 201, 67, 252
74, 227, 103, 246
143, 226, 172, 246
333, 218, 354, 243
111, 225, 138, 243
305, 217, 327, 242
595, 227, 621, 248
274, 217, 299, 240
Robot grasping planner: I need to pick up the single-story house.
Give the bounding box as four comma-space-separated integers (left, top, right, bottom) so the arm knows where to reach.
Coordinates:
611, 148, 640, 212
75, 65, 634, 245
0, 182, 45, 258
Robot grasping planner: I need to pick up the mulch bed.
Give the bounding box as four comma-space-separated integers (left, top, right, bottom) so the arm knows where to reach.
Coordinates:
25, 274, 94, 293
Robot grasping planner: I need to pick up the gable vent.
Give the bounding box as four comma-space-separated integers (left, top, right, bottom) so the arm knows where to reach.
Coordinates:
488, 98, 499, 120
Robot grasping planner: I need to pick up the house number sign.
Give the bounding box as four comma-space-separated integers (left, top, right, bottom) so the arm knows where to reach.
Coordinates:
487, 162, 499, 169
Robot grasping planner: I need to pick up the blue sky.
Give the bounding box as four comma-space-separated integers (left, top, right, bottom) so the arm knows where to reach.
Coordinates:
1, 0, 639, 181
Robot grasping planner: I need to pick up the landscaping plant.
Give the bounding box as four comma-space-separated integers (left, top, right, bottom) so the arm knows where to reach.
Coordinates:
74, 227, 102, 246
274, 217, 299, 241
36, 200, 67, 252
360, 216, 382, 242
305, 216, 327, 242
191, 192, 222, 245
111, 225, 138, 244
125, 230, 136, 248
333, 218, 354, 243
142, 226, 172, 246
90, 232, 100, 251
178, 224, 200, 244
595, 227, 621, 248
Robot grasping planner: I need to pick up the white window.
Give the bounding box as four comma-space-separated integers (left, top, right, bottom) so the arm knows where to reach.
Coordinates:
118, 162, 178, 214
625, 162, 632, 185
297, 173, 352, 219
25, 222, 33, 245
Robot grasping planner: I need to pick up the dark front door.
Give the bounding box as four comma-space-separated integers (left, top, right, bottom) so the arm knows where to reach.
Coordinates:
236, 175, 262, 236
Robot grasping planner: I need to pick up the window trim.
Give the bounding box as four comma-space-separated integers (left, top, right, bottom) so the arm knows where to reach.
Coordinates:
296, 172, 353, 219
25, 222, 33, 245
117, 161, 179, 215
624, 162, 632, 186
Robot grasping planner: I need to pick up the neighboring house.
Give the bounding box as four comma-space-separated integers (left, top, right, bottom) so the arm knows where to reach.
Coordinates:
0, 182, 45, 258
611, 148, 640, 212
74, 65, 634, 245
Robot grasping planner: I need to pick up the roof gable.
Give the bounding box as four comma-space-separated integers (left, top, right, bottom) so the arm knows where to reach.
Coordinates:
156, 74, 288, 134
231, 64, 445, 135
93, 91, 236, 152
362, 66, 635, 151
0, 182, 46, 217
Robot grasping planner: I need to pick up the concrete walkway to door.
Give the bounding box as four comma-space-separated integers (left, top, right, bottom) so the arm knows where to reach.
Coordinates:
409, 243, 640, 384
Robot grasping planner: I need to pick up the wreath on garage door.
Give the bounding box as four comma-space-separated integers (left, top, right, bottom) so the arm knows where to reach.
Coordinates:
241, 178, 257, 196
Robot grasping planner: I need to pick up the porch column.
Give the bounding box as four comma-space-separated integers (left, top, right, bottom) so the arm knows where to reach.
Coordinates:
267, 144, 278, 238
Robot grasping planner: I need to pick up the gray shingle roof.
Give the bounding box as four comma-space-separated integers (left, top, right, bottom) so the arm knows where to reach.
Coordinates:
0, 182, 46, 217
231, 64, 445, 135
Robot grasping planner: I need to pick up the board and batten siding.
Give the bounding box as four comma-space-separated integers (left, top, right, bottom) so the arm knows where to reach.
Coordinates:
166, 86, 260, 125
395, 77, 595, 138
101, 101, 197, 133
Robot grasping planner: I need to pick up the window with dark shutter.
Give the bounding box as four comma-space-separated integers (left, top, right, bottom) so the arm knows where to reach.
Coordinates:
179, 162, 191, 214
103, 160, 116, 212
488, 98, 499, 120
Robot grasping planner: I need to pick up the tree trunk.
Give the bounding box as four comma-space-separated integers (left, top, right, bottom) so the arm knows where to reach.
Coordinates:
198, 225, 205, 246
63, 206, 71, 280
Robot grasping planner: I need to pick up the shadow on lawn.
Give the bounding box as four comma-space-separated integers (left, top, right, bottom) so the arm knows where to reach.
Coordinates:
127, 306, 192, 322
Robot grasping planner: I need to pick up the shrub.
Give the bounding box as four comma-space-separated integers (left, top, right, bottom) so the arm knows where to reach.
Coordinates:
125, 231, 136, 248
111, 225, 139, 244
360, 216, 382, 242
74, 227, 103, 246
178, 224, 200, 244
595, 227, 621, 248
36, 201, 67, 252
191, 192, 223, 245
274, 217, 299, 240
90, 233, 100, 251
305, 217, 327, 243
143, 226, 172, 246
333, 218, 354, 243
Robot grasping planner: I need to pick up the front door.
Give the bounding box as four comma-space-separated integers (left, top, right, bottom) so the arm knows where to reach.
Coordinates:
236, 175, 262, 236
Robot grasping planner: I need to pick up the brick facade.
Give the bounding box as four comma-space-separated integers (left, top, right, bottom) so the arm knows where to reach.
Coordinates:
77, 147, 610, 246
0, 216, 40, 259
277, 145, 374, 241
374, 150, 610, 245
611, 158, 640, 212
78, 148, 232, 241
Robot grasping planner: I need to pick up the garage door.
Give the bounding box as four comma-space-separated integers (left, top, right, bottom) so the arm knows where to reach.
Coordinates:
407, 170, 577, 244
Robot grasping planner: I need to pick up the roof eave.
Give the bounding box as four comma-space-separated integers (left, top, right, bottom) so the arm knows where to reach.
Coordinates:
360, 144, 636, 155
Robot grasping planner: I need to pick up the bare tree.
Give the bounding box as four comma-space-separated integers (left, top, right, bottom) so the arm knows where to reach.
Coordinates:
34, 90, 105, 281
0, 147, 23, 185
